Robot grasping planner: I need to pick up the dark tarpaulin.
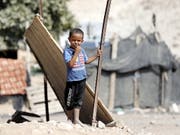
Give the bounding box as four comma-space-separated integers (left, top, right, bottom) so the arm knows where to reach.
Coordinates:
172, 60, 180, 104
83, 27, 177, 108
102, 33, 176, 73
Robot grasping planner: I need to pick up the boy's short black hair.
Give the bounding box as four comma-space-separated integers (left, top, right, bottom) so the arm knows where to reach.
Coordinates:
69, 28, 84, 38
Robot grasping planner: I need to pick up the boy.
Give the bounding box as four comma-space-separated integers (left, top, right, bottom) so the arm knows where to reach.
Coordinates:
63, 28, 101, 125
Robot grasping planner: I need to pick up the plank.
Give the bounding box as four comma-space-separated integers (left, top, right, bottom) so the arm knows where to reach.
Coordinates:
26, 86, 63, 115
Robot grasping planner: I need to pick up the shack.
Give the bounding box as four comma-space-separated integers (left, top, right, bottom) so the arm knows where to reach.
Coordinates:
84, 27, 177, 109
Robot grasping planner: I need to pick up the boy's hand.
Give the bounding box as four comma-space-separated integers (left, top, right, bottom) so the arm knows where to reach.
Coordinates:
74, 46, 81, 54
97, 48, 102, 57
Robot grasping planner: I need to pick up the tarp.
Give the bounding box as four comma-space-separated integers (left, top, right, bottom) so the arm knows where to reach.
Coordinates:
84, 27, 177, 108
102, 33, 176, 73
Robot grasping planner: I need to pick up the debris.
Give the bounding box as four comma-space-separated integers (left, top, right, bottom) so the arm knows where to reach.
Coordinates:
7, 111, 42, 123
97, 121, 105, 129
169, 103, 179, 113
113, 108, 125, 115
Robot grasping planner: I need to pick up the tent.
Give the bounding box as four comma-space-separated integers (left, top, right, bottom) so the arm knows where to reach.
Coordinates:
84, 26, 177, 109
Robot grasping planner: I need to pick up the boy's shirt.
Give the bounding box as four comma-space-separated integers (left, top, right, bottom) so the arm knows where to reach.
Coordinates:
63, 47, 88, 82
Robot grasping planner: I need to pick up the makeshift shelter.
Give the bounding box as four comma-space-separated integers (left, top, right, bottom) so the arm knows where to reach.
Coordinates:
84, 27, 177, 109
171, 59, 180, 104
0, 58, 27, 110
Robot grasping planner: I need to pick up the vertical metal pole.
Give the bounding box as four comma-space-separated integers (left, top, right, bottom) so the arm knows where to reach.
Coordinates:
92, 0, 112, 126
44, 77, 49, 121
39, 0, 49, 121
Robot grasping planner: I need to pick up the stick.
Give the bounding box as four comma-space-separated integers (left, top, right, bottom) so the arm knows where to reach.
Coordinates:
39, 0, 50, 121
92, 0, 112, 126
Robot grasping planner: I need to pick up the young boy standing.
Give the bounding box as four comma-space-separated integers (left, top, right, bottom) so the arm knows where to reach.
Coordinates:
63, 28, 101, 125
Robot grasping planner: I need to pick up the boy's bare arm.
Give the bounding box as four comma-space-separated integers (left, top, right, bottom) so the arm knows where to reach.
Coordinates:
85, 49, 102, 64
67, 46, 81, 67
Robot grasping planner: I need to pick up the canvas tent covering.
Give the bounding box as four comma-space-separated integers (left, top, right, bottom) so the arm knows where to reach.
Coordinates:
171, 59, 180, 104
84, 26, 177, 108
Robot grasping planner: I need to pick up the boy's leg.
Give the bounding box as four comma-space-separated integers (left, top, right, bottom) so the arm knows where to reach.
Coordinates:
73, 79, 86, 125
73, 108, 85, 126
73, 108, 80, 124
64, 82, 74, 122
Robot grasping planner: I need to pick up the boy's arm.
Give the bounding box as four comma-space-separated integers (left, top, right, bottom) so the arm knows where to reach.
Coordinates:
85, 49, 102, 64
85, 55, 98, 64
67, 46, 81, 67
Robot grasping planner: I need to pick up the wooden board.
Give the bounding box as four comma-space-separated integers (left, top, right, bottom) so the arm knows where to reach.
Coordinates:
26, 85, 63, 115
24, 16, 114, 125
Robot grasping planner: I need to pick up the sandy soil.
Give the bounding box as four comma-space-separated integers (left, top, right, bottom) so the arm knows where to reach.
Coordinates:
115, 110, 180, 135
0, 73, 132, 135
0, 104, 130, 135
1, 103, 180, 135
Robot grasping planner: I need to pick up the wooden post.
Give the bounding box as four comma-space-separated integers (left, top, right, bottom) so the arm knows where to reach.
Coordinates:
161, 71, 167, 107
133, 71, 139, 108
92, 0, 112, 126
39, 0, 49, 121
108, 34, 119, 110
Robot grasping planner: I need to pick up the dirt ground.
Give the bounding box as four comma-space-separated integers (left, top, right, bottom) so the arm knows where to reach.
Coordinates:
114, 110, 180, 135
0, 103, 180, 135
1, 73, 179, 135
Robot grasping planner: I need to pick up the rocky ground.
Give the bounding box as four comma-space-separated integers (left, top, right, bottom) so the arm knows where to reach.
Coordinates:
1, 102, 180, 135
0, 73, 180, 135
115, 109, 180, 135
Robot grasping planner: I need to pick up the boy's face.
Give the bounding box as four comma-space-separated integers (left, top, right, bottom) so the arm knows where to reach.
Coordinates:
68, 33, 83, 49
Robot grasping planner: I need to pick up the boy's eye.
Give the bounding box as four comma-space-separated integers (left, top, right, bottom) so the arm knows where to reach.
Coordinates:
73, 40, 80, 42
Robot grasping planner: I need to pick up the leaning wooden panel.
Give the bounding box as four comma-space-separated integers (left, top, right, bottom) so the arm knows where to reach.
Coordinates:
24, 16, 67, 111
81, 84, 114, 124
24, 16, 114, 125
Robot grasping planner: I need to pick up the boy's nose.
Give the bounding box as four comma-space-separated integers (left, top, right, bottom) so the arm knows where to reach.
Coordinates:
75, 40, 78, 43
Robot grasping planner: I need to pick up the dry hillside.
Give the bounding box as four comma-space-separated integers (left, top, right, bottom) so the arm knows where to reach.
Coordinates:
68, 0, 180, 57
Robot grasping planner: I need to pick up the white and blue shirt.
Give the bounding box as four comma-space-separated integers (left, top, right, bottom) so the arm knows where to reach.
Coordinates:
63, 47, 88, 82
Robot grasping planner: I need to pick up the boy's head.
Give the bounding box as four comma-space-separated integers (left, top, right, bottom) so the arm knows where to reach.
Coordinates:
69, 28, 84, 39
68, 28, 84, 49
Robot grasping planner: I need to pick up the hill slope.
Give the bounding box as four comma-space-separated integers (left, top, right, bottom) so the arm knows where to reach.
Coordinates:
68, 0, 180, 57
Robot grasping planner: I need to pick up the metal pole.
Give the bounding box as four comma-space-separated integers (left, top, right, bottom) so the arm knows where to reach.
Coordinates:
39, 0, 49, 121
92, 0, 112, 126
